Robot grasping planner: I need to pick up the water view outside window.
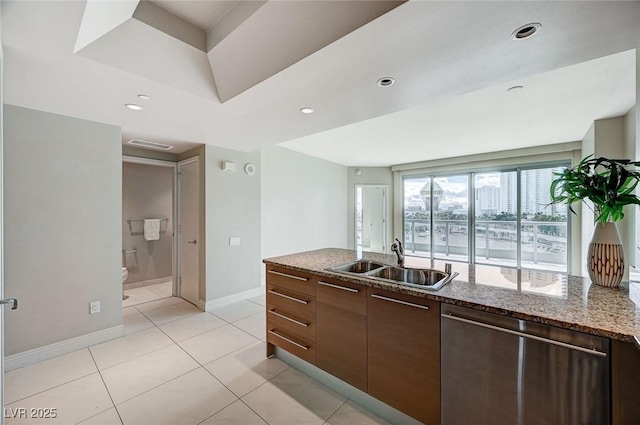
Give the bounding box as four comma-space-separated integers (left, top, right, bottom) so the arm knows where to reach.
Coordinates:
404, 177, 431, 256
475, 171, 518, 267
520, 167, 568, 272
403, 164, 569, 272
433, 175, 469, 261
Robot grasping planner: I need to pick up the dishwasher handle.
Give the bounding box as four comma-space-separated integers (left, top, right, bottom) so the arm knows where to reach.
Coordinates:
442, 313, 607, 358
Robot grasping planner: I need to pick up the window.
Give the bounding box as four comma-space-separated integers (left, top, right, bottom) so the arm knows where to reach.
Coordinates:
475, 171, 517, 267
403, 177, 431, 257
433, 175, 468, 261
520, 166, 568, 272
402, 163, 569, 272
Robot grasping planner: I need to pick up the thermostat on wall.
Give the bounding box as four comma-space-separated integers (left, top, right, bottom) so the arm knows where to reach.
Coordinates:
221, 161, 235, 171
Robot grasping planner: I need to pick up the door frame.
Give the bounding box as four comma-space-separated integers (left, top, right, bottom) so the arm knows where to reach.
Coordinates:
122, 156, 179, 297
1, 40, 6, 421
355, 184, 389, 253
176, 157, 200, 307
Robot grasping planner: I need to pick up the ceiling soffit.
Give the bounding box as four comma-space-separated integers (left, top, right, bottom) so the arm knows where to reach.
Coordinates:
133, 1, 207, 51
207, 0, 405, 102
151, 0, 239, 32
73, 0, 139, 53
74, 0, 404, 103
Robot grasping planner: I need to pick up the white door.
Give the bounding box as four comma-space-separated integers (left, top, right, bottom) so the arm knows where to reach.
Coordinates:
178, 159, 199, 306
356, 185, 388, 253
0, 48, 17, 424
0, 47, 5, 424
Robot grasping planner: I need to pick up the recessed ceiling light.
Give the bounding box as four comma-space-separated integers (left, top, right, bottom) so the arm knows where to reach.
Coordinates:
511, 23, 541, 40
377, 77, 395, 87
300, 107, 315, 114
507, 85, 524, 92
137, 94, 150, 100
125, 104, 143, 111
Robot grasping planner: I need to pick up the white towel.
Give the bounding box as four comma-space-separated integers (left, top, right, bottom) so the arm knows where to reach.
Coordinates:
144, 219, 161, 241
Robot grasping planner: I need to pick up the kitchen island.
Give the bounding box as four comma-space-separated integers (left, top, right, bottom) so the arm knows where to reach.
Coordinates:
264, 248, 640, 342
264, 248, 640, 425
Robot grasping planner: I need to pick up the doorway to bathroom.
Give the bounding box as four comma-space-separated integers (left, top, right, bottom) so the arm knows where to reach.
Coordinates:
122, 156, 178, 307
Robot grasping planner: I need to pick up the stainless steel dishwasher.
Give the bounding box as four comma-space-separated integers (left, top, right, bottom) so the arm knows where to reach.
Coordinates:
441, 304, 610, 425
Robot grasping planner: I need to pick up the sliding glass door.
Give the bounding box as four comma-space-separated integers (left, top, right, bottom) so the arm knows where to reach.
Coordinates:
402, 162, 569, 272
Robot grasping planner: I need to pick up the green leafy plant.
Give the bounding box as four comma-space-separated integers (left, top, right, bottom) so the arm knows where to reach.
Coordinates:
550, 155, 640, 223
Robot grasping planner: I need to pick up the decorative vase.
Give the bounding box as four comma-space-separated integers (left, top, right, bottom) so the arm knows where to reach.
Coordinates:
587, 222, 624, 288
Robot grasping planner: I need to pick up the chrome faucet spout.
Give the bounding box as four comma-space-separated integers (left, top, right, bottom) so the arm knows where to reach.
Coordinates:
391, 238, 404, 266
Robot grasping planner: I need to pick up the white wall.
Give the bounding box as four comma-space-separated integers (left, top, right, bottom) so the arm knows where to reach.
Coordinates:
347, 167, 394, 252
3, 105, 122, 355
261, 146, 348, 281
624, 106, 637, 269
581, 115, 633, 279
205, 145, 262, 300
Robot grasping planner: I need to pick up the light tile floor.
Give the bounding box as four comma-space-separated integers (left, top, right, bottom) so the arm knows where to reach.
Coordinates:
4, 296, 390, 425
123, 282, 173, 308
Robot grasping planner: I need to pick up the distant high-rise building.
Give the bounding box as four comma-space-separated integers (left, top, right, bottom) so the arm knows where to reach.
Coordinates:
498, 168, 565, 217
500, 173, 517, 214
476, 185, 500, 216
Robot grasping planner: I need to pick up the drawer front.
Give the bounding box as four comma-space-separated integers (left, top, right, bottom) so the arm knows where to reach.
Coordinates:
267, 327, 316, 364
316, 277, 366, 314
267, 284, 315, 320
267, 307, 315, 341
266, 266, 315, 296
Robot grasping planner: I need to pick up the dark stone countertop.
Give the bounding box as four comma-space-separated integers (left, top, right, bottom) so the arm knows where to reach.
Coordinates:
263, 248, 640, 343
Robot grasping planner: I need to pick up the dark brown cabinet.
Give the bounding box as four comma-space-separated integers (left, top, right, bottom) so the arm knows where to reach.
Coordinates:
264, 264, 442, 424
367, 286, 441, 425
266, 267, 316, 364
316, 277, 368, 391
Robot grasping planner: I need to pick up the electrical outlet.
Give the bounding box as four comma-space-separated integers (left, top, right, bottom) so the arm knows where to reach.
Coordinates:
229, 237, 240, 246
89, 301, 100, 315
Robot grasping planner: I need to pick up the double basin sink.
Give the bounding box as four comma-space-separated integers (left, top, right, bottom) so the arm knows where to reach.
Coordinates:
328, 260, 458, 291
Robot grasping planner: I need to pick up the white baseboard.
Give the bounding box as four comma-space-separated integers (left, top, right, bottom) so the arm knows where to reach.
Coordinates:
4, 325, 125, 372
205, 287, 265, 311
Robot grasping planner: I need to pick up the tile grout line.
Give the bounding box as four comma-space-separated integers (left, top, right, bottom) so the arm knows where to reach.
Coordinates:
194, 398, 242, 425
237, 399, 271, 425
99, 313, 204, 412
90, 335, 174, 372
103, 301, 264, 412
87, 349, 125, 425
4, 350, 98, 405
112, 297, 269, 420
322, 399, 349, 425
196, 356, 291, 425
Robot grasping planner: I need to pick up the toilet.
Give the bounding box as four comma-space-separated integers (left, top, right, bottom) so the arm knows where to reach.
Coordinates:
122, 267, 129, 300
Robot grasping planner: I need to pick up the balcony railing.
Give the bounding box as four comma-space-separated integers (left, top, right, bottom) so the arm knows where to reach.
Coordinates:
404, 218, 567, 270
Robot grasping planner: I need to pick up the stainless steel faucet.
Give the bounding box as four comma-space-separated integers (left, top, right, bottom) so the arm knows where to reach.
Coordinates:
391, 238, 404, 266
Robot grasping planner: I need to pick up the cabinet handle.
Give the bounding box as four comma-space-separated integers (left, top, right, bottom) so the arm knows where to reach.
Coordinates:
268, 289, 309, 305
371, 294, 430, 310
318, 281, 359, 293
442, 313, 607, 358
269, 309, 309, 327
268, 270, 309, 282
268, 329, 309, 351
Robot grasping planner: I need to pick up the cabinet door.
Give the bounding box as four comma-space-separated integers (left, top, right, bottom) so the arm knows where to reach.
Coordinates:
316, 278, 367, 391
367, 287, 440, 425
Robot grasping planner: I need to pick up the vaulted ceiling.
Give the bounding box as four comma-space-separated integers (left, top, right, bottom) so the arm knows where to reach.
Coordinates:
2, 1, 638, 166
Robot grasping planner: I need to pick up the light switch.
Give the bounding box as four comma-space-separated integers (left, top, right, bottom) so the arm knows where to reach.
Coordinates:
229, 237, 240, 246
